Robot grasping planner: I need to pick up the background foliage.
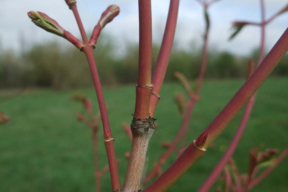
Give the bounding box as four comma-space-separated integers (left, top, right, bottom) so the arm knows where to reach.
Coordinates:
1, 35, 287, 89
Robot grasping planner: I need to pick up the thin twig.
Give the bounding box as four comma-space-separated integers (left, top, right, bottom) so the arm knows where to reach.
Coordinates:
69, 3, 120, 191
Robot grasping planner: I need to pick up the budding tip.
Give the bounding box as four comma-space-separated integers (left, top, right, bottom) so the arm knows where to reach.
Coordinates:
110, 5, 120, 13
174, 72, 180, 77
195, 131, 209, 150
27, 11, 36, 19
65, 0, 77, 6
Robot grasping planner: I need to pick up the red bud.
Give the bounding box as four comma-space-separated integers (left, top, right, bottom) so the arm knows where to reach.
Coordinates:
82, 98, 93, 114
65, 0, 76, 8
89, 5, 120, 46
195, 131, 208, 148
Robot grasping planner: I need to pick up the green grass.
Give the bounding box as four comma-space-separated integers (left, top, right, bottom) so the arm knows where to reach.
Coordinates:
0, 77, 288, 192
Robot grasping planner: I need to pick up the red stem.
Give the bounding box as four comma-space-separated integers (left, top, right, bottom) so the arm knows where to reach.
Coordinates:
84, 46, 120, 190
137, 0, 152, 87
145, 3, 210, 182
248, 147, 288, 189
143, 28, 288, 192
92, 128, 100, 192
134, 0, 153, 119
264, 4, 288, 25
143, 142, 205, 192
71, 6, 89, 44
224, 167, 232, 192
69, 4, 120, 191
197, 96, 255, 192
149, 0, 180, 117
199, 2, 267, 188
194, 33, 208, 94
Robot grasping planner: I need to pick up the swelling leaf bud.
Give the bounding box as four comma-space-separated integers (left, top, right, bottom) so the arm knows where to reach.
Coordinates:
28, 11, 83, 49
89, 5, 120, 47
28, 11, 65, 37
229, 21, 249, 40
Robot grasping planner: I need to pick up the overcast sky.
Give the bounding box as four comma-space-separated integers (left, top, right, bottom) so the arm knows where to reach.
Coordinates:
0, 0, 287, 55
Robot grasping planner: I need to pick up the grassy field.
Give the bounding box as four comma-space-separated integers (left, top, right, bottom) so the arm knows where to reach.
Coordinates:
0, 77, 288, 192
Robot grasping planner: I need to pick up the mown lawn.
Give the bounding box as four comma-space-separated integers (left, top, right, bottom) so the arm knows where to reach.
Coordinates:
0, 77, 288, 192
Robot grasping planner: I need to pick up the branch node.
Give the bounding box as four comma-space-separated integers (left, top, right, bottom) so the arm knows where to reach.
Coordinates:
136, 84, 154, 89
131, 117, 155, 132
65, 0, 77, 9
193, 140, 207, 152
152, 92, 161, 100
104, 137, 115, 143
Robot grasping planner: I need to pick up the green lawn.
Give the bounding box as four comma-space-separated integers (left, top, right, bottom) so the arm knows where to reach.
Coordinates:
0, 78, 288, 192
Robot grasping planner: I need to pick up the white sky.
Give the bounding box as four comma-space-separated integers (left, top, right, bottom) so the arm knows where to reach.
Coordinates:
0, 0, 287, 55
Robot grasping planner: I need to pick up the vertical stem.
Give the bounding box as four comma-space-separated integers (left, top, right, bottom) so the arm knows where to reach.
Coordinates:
71, 5, 89, 44
145, 3, 209, 182
134, 0, 153, 119
149, 0, 180, 117
194, 33, 208, 94
123, 1, 153, 191
92, 128, 100, 192
68, 4, 120, 191
83, 46, 120, 191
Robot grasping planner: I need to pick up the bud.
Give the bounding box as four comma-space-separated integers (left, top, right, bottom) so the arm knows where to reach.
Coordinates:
246, 59, 255, 79
65, 0, 77, 8
82, 98, 93, 114
28, 11, 83, 49
124, 152, 130, 159
229, 21, 249, 40
174, 72, 193, 97
174, 93, 187, 117
76, 113, 86, 122
161, 141, 172, 149
194, 131, 208, 151
28, 11, 65, 37
258, 148, 278, 163
204, 8, 210, 33
0, 112, 9, 125
70, 94, 85, 101
156, 167, 162, 177
232, 21, 249, 27
89, 5, 120, 47
99, 5, 120, 29
249, 148, 258, 177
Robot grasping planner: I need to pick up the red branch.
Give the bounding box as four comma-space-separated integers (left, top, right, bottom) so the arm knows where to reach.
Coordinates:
69, 4, 120, 191
149, 0, 180, 117
133, 0, 153, 119
143, 28, 288, 192
145, 1, 210, 183
197, 96, 255, 192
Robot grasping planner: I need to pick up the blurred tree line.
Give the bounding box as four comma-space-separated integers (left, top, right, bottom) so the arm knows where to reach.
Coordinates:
0, 35, 287, 90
